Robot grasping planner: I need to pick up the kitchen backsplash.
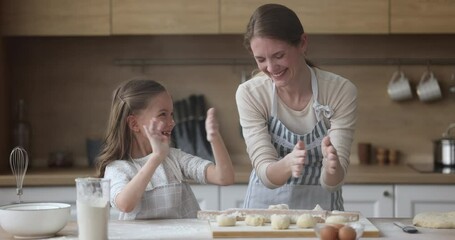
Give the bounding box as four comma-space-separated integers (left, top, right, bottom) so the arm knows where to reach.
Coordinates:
4, 34, 455, 167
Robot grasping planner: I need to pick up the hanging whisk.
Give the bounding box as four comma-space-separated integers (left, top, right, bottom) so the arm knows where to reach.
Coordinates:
9, 147, 29, 203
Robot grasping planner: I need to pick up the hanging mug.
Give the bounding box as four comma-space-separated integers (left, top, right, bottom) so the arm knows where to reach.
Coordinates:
387, 70, 413, 101
417, 71, 442, 102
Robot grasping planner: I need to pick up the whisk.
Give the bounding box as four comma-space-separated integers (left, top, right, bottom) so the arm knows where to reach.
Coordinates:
9, 147, 29, 203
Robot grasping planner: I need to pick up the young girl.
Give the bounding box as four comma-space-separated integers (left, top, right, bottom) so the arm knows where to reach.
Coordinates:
97, 79, 234, 220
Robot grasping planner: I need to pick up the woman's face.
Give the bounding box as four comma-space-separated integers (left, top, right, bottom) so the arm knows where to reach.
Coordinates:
135, 91, 175, 140
250, 36, 306, 87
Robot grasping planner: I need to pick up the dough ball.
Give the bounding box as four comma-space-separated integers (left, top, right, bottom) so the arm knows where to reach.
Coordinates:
413, 212, 454, 229
290, 215, 298, 224
216, 214, 236, 227
296, 214, 317, 228
271, 214, 291, 230
325, 215, 348, 224
268, 203, 289, 210
245, 214, 266, 226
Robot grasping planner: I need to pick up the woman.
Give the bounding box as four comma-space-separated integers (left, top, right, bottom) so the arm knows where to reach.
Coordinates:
97, 78, 234, 220
236, 3, 357, 211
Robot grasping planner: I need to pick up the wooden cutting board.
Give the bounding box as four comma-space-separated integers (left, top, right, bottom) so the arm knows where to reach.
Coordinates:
210, 216, 380, 238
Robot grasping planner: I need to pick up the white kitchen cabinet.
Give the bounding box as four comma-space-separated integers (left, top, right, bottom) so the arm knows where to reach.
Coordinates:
190, 184, 219, 210
215, 184, 397, 216
342, 184, 394, 218
395, 185, 455, 218
191, 184, 247, 211
220, 185, 248, 210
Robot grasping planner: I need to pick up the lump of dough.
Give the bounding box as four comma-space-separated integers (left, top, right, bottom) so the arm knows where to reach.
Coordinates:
413, 212, 454, 229
245, 214, 266, 226
325, 215, 348, 224
290, 215, 298, 224
216, 214, 236, 227
271, 214, 291, 230
268, 203, 289, 210
296, 214, 317, 228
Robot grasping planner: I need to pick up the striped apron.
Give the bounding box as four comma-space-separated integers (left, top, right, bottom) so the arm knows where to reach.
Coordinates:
121, 158, 200, 220
243, 67, 344, 211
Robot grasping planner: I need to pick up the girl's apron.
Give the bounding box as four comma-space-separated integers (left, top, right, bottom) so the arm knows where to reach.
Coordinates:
126, 157, 201, 220
243, 67, 344, 211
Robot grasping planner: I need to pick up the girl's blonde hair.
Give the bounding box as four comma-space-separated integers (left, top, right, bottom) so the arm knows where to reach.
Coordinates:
96, 78, 166, 177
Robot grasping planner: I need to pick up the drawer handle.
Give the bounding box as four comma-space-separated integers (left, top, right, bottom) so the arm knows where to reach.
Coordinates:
383, 191, 391, 197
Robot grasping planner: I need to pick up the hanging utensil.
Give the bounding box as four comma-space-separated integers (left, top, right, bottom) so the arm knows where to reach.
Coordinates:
434, 123, 455, 166
173, 100, 195, 155
182, 98, 196, 155
193, 95, 213, 161
449, 72, 455, 94
9, 147, 29, 203
171, 100, 180, 148
188, 95, 198, 149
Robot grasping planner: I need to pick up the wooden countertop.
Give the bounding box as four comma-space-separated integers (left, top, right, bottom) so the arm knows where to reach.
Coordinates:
0, 167, 96, 187
1, 218, 454, 239
1, 164, 455, 187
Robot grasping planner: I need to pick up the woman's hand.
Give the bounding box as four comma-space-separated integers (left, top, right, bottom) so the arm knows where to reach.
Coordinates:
289, 141, 306, 178
143, 118, 170, 158
322, 136, 339, 175
205, 108, 219, 142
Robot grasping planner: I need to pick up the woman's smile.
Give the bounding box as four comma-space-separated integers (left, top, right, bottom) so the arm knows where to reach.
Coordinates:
271, 69, 287, 78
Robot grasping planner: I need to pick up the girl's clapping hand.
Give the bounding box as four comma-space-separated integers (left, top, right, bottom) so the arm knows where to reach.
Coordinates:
205, 108, 220, 142
143, 118, 170, 157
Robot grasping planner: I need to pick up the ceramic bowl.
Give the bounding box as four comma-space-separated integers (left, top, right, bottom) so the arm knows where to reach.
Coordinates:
314, 222, 364, 240
0, 202, 71, 239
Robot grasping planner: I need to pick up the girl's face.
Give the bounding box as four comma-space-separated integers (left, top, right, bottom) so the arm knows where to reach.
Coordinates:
250, 36, 307, 87
135, 91, 175, 139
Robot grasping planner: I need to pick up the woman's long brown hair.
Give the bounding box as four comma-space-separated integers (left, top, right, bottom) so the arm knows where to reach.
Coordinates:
243, 3, 315, 67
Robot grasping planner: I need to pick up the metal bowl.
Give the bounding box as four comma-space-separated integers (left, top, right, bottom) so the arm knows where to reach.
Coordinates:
0, 202, 70, 239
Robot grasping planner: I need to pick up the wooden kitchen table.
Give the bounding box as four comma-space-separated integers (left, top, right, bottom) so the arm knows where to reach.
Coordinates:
1, 218, 454, 239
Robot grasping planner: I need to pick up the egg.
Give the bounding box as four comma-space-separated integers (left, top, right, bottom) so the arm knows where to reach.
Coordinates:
331, 223, 344, 229
319, 225, 339, 240
338, 225, 357, 240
